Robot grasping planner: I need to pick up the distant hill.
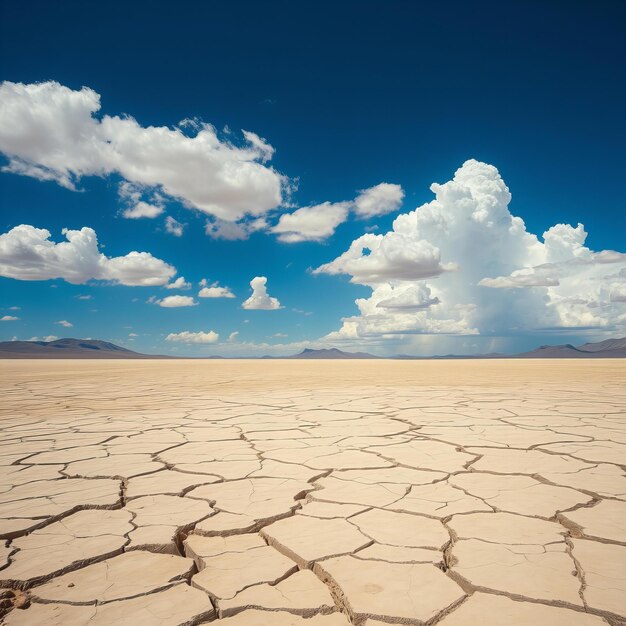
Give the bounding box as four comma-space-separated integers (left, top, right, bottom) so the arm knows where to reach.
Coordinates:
288, 348, 379, 359
577, 337, 626, 353
516, 338, 626, 359
0, 338, 165, 359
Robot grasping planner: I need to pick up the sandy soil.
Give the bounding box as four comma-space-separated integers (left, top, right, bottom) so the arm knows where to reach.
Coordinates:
0, 359, 624, 625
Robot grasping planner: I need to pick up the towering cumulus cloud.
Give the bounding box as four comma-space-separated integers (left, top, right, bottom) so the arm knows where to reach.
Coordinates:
0, 81, 285, 221
242, 276, 282, 310
316, 160, 626, 343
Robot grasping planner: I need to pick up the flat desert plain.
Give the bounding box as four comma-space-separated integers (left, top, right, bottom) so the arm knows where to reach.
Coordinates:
0, 359, 625, 626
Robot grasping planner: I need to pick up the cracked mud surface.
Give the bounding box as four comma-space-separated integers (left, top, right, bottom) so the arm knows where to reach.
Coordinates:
0, 359, 624, 625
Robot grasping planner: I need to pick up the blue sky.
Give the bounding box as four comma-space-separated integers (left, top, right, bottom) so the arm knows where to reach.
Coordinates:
0, 0, 624, 356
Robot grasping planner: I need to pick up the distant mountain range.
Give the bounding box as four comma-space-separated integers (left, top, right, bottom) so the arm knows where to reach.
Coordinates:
0, 338, 164, 359
288, 348, 379, 359
0, 337, 625, 359
514, 337, 626, 359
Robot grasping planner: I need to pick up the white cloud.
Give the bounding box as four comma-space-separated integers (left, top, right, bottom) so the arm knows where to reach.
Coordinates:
353, 183, 405, 218
1, 315, 19, 321
119, 182, 164, 219
56, 320, 73, 328
316, 159, 626, 344
228, 331, 239, 341
165, 216, 185, 237
129, 332, 138, 337
166, 330, 219, 343
0, 224, 176, 286
27, 335, 59, 342
198, 280, 235, 298
205, 217, 267, 241
478, 266, 560, 288
76, 294, 92, 300
315, 232, 457, 283
242, 276, 282, 310
271, 182, 405, 243
166, 276, 191, 290
272, 202, 350, 243
154, 295, 197, 308
123, 201, 164, 219
0, 81, 286, 221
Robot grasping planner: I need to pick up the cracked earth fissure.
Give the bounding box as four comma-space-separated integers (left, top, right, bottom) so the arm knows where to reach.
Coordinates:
1, 361, 625, 624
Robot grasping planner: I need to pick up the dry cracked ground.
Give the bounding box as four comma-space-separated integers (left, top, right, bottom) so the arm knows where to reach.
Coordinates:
0, 359, 625, 626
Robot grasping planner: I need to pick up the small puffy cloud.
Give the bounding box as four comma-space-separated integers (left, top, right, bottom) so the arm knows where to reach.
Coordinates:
165, 216, 185, 237
166, 330, 219, 343
272, 202, 350, 243
271, 183, 405, 244
315, 232, 456, 284
56, 320, 73, 327
76, 294, 92, 300
0, 81, 285, 222
1, 315, 19, 321
198, 280, 235, 298
28, 335, 59, 342
128, 332, 138, 338
205, 217, 267, 241
123, 201, 164, 219
154, 295, 197, 308
242, 276, 282, 310
228, 331, 239, 341
353, 183, 404, 218
0, 225, 176, 286
119, 182, 164, 219
166, 276, 191, 290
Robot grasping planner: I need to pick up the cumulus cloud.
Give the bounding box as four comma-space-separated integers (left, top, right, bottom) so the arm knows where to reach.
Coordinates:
316, 159, 626, 344
165, 216, 185, 237
242, 276, 282, 310
1, 315, 19, 321
154, 295, 197, 308
205, 217, 267, 241
272, 202, 351, 243
0, 81, 285, 222
272, 182, 404, 244
315, 233, 457, 283
166, 330, 219, 343
353, 183, 405, 218
165, 276, 191, 290
119, 182, 164, 219
123, 201, 164, 219
56, 320, 73, 328
198, 280, 235, 298
0, 224, 176, 286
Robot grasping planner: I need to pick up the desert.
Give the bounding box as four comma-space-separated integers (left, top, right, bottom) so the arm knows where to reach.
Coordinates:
0, 358, 624, 625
